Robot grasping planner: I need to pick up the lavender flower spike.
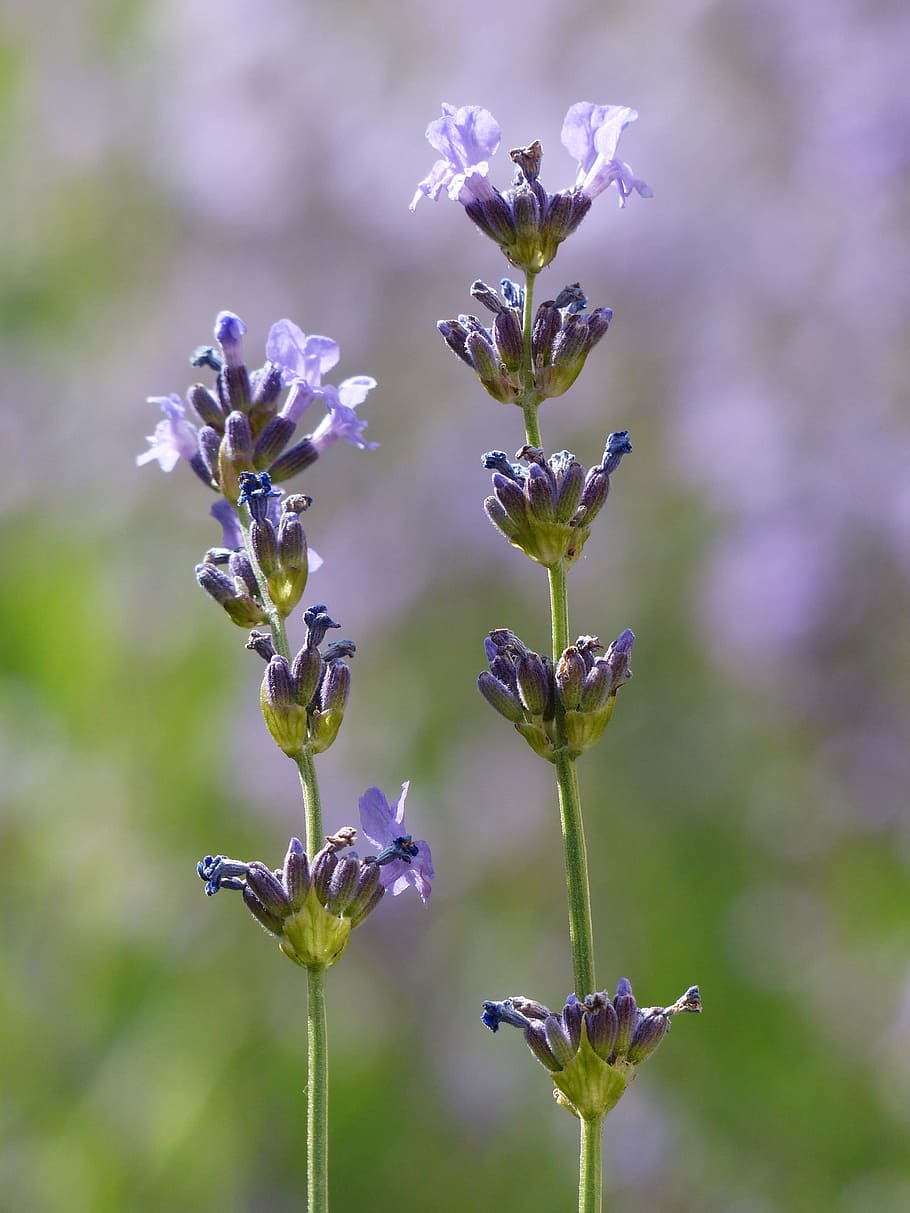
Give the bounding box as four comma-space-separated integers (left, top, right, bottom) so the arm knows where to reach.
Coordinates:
410, 103, 501, 210
136, 394, 199, 471
561, 102, 652, 207
359, 781, 434, 904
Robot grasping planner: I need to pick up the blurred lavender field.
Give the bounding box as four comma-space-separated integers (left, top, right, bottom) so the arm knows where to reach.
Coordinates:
2, 0, 909, 1209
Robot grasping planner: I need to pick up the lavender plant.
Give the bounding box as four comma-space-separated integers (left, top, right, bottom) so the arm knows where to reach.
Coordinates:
139, 312, 433, 1213
413, 101, 701, 1211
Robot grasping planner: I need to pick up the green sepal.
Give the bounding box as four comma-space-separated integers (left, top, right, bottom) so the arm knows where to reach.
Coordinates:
224, 596, 269, 628
563, 696, 616, 756
267, 565, 308, 616
278, 883, 353, 969
260, 688, 308, 757
551, 1030, 635, 1120
514, 720, 556, 762
309, 708, 344, 754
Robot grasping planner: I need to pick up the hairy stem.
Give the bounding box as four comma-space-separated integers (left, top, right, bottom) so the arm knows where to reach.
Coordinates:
307, 964, 329, 1213
579, 1116, 603, 1213
296, 748, 324, 861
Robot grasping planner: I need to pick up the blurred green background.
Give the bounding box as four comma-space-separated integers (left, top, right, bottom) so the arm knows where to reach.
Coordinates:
2, 1, 910, 1209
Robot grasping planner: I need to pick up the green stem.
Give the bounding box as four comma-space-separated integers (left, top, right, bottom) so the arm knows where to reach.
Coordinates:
306, 964, 329, 1213
548, 564, 595, 998
296, 748, 324, 860
579, 1116, 603, 1213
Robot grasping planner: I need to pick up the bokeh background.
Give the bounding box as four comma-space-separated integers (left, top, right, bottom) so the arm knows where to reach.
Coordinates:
3, 0, 910, 1209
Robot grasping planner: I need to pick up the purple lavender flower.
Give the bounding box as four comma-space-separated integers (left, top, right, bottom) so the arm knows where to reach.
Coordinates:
266, 319, 341, 423
136, 394, 199, 471
310, 377, 379, 453
410, 103, 502, 210
561, 102, 652, 206
359, 781, 434, 904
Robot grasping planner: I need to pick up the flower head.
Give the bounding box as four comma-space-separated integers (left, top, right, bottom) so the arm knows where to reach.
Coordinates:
561, 102, 652, 206
410, 103, 501, 210
359, 781, 434, 904
136, 394, 199, 471
481, 979, 701, 1119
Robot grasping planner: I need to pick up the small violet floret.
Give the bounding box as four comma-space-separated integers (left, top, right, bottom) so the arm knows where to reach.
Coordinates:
136, 394, 199, 472
359, 781, 434, 904
265, 318, 378, 447
561, 102, 652, 206
410, 103, 502, 211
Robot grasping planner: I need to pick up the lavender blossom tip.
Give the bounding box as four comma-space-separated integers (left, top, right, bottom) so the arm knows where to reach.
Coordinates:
602, 429, 632, 474
237, 470, 281, 509
481, 999, 532, 1032
215, 310, 247, 351
190, 345, 223, 373
197, 854, 249, 896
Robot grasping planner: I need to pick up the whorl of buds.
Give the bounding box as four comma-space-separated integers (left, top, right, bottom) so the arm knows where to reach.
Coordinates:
482, 435, 630, 570
479, 628, 635, 761
481, 979, 702, 1120
196, 833, 386, 971
437, 280, 611, 407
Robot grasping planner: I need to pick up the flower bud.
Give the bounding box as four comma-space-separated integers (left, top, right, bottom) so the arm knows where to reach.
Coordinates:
188, 382, 225, 431
218, 412, 254, 502
260, 655, 308, 756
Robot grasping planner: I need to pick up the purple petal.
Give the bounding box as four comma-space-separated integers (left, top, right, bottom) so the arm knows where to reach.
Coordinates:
266, 319, 340, 386
410, 103, 501, 210
136, 394, 199, 471
310, 388, 378, 454
211, 499, 244, 550
359, 786, 395, 850
561, 102, 650, 205
392, 780, 409, 828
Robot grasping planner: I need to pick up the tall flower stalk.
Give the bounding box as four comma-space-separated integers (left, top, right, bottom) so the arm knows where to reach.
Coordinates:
414, 101, 701, 1212
140, 312, 433, 1212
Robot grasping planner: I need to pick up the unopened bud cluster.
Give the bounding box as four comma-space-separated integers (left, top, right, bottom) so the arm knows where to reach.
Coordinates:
438, 279, 611, 405
482, 979, 701, 1119
195, 477, 312, 624
197, 833, 384, 970
478, 628, 634, 760
482, 431, 630, 569
256, 604, 354, 757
